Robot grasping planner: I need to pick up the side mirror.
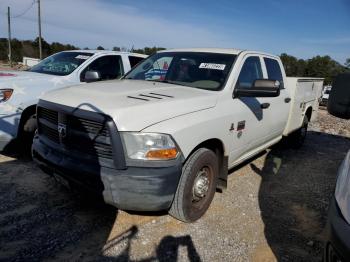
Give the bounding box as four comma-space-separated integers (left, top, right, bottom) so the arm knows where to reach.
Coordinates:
328, 73, 350, 119
84, 70, 101, 83
234, 79, 280, 98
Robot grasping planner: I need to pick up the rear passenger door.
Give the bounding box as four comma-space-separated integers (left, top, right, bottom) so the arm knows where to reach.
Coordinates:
262, 57, 290, 136
233, 55, 276, 151
80, 55, 124, 82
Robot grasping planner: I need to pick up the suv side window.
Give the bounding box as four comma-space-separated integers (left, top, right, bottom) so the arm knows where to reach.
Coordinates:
237, 56, 263, 89
264, 57, 284, 88
128, 56, 144, 68
80, 55, 124, 82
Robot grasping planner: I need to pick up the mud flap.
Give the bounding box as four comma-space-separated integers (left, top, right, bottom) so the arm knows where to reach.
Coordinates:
217, 155, 228, 191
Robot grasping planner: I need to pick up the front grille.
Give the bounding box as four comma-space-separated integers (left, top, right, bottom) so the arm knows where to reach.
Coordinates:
40, 107, 58, 125
40, 124, 60, 144
37, 106, 113, 162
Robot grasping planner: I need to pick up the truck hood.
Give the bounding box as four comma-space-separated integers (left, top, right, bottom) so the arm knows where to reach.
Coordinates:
0, 70, 74, 106
42, 80, 218, 131
0, 70, 54, 82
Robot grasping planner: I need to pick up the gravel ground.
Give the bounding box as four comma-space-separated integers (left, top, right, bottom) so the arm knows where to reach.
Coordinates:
0, 108, 349, 262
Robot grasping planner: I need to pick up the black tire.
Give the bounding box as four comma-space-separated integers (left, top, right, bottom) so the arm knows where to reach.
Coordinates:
169, 148, 218, 223
20, 114, 37, 155
289, 115, 309, 149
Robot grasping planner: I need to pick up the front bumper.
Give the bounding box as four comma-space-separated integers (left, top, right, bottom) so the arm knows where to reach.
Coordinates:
0, 112, 21, 151
32, 137, 183, 211
324, 197, 350, 262
0, 131, 14, 151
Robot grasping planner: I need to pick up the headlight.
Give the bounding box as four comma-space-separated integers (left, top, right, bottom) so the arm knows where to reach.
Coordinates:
335, 150, 350, 224
0, 89, 13, 103
120, 132, 179, 160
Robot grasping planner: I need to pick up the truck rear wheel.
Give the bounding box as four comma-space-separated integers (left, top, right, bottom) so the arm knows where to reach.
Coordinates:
169, 148, 218, 223
290, 115, 309, 148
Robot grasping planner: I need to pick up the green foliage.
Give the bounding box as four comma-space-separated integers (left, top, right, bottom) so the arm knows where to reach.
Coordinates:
345, 58, 350, 68
0, 37, 165, 60
132, 46, 166, 55
280, 53, 301, 76
0, 37, 78, 62
280, 53, 349, 84
0, 37, 347, 84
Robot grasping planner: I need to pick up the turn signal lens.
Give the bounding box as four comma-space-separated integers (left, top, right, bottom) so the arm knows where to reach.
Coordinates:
145, 148, 178, 160
0, 89, 13, 102
120, 132, 180, 161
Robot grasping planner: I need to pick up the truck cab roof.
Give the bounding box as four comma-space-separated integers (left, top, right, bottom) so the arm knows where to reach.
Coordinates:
61, 50, 147, 57
159, 48, 280, 59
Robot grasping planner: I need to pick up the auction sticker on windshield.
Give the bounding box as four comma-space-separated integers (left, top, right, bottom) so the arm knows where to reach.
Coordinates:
75, 55, 91, 60
199, 63, 226, 70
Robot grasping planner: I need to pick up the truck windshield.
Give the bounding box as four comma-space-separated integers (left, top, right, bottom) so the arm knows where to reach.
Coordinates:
29, 52, 93, 76
124, 52, 236, 91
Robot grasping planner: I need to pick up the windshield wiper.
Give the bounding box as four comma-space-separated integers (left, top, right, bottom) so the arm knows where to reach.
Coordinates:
158, 80, 189, 87
146, 79, 189, 86
123, 78, 189, 87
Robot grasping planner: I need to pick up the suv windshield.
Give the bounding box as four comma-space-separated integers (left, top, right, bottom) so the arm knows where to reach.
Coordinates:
124, 52, 236, 91
29, 52, 93, 76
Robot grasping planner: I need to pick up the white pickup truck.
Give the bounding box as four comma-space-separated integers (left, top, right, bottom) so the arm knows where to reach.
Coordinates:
0, 50, 146, 151
32, 48, 323, 222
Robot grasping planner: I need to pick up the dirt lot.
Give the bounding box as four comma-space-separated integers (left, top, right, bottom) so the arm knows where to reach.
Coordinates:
0, 61, 27, 71
0, 108, 349, 262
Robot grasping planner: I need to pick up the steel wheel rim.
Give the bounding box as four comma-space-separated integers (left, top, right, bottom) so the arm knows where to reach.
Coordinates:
192, 167, 211, 202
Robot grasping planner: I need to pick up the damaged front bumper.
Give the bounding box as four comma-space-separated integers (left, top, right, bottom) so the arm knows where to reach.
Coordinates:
32, 137, 183, 211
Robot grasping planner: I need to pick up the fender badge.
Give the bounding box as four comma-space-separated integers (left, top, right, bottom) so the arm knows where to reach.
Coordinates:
237, 121, 246, 131
229, 123, 235, 132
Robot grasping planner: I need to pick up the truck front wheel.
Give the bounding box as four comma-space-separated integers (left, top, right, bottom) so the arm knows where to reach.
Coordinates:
169, 148, 218, 223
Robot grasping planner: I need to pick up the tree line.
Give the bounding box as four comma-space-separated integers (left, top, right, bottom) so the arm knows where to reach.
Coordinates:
280, 53, 349, 84
0, 37, 78, 62
0, 38, 349, 84
0, 38, 165, 62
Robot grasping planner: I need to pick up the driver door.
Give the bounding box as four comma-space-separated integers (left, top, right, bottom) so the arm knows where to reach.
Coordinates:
228, 55, 277, 165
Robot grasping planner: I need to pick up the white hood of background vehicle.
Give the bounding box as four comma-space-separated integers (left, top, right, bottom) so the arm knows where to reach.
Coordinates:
41, 80, 218, 131
0, 70, 54, 82
0, 70, 74, 110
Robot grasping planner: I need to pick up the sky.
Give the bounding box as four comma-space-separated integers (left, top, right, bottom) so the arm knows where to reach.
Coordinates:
0, 0, 349, 63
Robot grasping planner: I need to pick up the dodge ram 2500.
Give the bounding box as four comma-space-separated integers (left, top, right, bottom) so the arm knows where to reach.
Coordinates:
32, 48, 323, 222
0, 50, 146, 151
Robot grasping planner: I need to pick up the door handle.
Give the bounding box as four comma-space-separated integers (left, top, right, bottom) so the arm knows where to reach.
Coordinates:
284, 97, 291, 103
260, 103, 270, 109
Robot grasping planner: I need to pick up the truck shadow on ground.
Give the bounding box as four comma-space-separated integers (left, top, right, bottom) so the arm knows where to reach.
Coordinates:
101, 226, 201, 262
3, 129, 346, 261
0, 157, 201, 261
251, 131, 350, 261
